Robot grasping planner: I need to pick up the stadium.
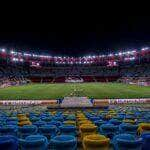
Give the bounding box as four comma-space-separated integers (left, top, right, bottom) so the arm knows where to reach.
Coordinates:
0, 47, 150, 100
0, 46, 149, 150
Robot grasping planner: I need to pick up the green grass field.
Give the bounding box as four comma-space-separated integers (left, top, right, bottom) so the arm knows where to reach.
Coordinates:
0, 83, 150, 100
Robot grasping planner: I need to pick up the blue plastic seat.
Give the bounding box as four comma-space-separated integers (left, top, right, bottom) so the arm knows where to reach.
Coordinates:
99, 123, 119, 139
6, 118, 18, 126
117, 113, 126, 119
0, 117, 7, 123
40, 113, 51, 118
0, 135, 18, 150
33, 121, 46, 127
141, 133, 150, 150
125, 114, 135, 120
119, 123, 138, 135
113, 134, 143, 150
7, 117, 18, 122
89, 116, 100, 121
94, 119, 107, 127
137, 119, 150, 124
19, 135, 48, 150
113, 116, 124, 121
50, 135, 77, 150
65, 115, 76, 121
30, 117, 40, 123
59, 125, 77, 136
0, 125, 18, 136
39, 125, 57, 139
6, 121, 18, 125
53, 116, 64, 122
41, 117, 52, 122
29, 112, 38, 117
109, 119, 122, 125
47, 121, 62, 127
86, 114, 94, 119
18, 125, 38, 138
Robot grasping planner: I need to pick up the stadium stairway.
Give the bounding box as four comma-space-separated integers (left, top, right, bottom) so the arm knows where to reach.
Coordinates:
61, 97, 93, 108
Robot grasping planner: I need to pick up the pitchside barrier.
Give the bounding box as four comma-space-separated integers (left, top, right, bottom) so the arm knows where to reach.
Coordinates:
108, 98, 150, 104
0, 100, 58, 106
93, 99, 150, 107
0, 98, 149, 107
93, 99, 109, 107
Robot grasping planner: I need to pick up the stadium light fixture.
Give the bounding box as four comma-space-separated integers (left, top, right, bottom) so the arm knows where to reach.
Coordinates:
33, 54, 39, 57
24, 53, 32, 57
124, 57, 135, 61
101, 55, 105, 57
1, 48, 6, 52
10, 50, 15, 54
132, 50, 136, 53
12, 58, 15, 61
127, 51, 130, 54
20, 58, 24, 62
141, 47, 149, 51
108, 54, 113, 57
118, 52, 122, 56
12, 58, 19, 61
0, 46, 149, 64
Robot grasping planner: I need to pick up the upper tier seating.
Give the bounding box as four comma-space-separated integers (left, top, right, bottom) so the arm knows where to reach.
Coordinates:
0, 63, 149, 83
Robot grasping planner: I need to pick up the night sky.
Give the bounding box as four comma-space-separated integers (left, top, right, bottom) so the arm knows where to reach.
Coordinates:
0, 15, 150, 56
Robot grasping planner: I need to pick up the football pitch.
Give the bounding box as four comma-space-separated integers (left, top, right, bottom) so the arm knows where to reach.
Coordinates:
0, 83, 150, 100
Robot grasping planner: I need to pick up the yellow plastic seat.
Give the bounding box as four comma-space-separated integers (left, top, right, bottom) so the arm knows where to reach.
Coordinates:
51, 111, 56, 115
17, 114, 26, 118
17, 114, 25, 117
63, 121, 76, 126
77, 117, 87, 121
18, 121, 32, 126
77, 116, 86, 119
78, 120, 93, 126
105, 115, 113, 120
108, 110, 116, 113
77, 114, 85, 117
80, 124, 97, 140
123, 119, 135, 124
126, 112, 134, 115
137, 123, 150, 135
99, 110, 104, 113
18, 117, 29, 122
83, 134, 110, 150
108, 112, 117, 116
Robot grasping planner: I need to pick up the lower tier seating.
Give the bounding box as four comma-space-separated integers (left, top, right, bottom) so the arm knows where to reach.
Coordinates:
0, 105, 149, 149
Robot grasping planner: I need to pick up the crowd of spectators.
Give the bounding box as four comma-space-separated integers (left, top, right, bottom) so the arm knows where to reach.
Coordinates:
0, 63, 149, 84
0, 77, 29, 88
